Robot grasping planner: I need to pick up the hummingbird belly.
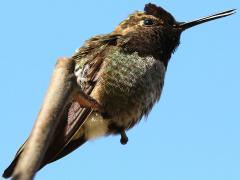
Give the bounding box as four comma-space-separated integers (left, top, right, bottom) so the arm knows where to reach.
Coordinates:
75, 49, 166, 140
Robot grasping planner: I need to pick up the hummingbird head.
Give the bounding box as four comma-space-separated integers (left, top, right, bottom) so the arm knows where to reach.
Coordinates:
113, 3, 235, 66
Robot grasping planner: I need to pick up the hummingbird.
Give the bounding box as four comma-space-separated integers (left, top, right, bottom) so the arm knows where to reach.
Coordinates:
3, 3, 235, 178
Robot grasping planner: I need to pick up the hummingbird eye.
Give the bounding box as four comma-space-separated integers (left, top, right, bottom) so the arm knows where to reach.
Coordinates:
143, 19, 154, 26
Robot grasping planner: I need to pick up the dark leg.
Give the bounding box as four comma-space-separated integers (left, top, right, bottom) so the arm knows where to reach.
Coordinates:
120, 130, 128, 145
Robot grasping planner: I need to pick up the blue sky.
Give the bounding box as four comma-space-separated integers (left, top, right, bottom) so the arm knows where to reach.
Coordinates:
0, 1, 239, 180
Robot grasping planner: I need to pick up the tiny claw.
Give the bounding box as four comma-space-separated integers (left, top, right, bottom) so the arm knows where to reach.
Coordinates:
120, 131, 128, 145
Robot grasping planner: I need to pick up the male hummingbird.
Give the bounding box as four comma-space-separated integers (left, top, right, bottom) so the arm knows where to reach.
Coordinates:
3, 3, 235, 178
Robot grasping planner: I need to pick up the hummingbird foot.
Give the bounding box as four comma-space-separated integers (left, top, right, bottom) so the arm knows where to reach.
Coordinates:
120, 131, 128, 145
74, 90, 104, 113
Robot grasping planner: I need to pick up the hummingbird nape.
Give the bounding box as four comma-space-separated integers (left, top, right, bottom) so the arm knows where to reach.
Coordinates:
3, 3, 235, 179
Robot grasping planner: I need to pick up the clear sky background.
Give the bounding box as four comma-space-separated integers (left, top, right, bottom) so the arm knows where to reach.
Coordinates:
0, 1, 239, 180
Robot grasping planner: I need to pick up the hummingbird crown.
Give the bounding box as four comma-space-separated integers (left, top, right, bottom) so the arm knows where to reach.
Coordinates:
114, 3, 177, 35
144, 3, 175, 25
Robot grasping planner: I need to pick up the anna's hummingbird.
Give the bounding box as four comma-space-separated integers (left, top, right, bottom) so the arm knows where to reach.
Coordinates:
3, 3, 235, 178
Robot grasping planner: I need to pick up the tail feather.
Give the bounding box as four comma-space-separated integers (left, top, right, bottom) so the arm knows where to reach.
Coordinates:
3, 102, 89, 178
2, 155, 20, 178
3, 136, 86, 178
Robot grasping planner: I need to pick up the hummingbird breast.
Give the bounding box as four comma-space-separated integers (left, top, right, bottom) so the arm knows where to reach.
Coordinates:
90, 48, 166, 132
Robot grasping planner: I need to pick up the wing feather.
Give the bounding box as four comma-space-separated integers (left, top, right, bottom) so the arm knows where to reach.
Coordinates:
43, 34, 121, 164
3, 34, 121, 178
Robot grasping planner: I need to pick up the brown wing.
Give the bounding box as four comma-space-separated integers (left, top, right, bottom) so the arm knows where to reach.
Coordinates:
44, 34, 121, 163
3, 34, 121, 178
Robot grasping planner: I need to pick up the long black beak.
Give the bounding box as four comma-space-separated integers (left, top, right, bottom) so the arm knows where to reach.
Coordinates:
178, 9, 236, 31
